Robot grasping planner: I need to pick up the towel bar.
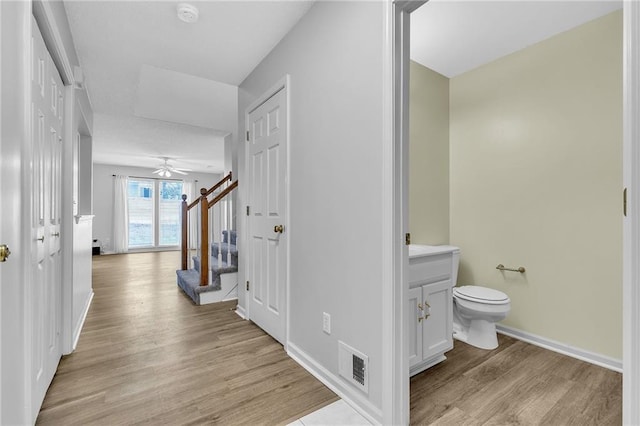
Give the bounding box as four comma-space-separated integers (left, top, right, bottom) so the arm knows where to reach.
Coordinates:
496, 264, 525, 273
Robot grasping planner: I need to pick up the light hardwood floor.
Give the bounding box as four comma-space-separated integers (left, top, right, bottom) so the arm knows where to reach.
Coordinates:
37, 251, 338, 425
410, 334, 622, 425
38, 251, 622, 425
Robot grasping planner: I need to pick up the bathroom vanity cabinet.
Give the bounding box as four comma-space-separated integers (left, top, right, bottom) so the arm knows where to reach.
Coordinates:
408, 245, 456, 377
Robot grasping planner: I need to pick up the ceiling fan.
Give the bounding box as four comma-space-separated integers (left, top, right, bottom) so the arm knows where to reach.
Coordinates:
152, 157, 191, 177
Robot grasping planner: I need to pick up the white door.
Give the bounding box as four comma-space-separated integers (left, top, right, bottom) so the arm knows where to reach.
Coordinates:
30, 17, 63, 416
247, 86, 287, 344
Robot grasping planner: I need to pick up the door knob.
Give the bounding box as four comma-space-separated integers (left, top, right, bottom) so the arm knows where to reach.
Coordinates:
274, 225, 284, 233
37, 236, 45, 243
0, 244, 11, 262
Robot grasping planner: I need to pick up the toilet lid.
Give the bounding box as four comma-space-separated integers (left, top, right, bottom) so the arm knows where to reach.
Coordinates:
454, 285, 510, 305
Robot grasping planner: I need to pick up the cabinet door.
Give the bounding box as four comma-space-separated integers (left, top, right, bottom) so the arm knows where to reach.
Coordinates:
408, 286, 423, 368
422, 279, 453, 361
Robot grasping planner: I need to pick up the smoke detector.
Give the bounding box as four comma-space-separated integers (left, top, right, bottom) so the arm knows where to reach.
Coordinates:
177, 3, 199, 23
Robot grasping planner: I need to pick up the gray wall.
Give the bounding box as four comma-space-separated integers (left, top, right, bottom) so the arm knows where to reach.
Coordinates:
238, 2, 388, 420
92, 163, 221, 252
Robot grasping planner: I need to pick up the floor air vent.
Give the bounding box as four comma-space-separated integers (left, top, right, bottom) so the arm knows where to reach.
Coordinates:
338, 341, 369, 394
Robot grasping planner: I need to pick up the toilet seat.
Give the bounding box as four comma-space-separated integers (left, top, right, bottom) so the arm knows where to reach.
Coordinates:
454, 285, 510, 305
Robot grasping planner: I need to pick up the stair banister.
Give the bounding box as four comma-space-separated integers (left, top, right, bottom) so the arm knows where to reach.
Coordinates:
179, 173, 239, 289
204, 171, 232, 197
181, 195, 188, 270
199, 187, 209, 286
180, 195, 205, 271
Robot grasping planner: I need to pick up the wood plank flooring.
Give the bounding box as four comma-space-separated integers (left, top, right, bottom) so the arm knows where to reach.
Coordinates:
37, 251, 622, 425
36, 251, 338, 425
410, 334, 622, 425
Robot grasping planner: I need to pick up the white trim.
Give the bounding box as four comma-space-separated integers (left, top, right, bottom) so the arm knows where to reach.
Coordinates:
287, 342, 382, 425
0, 1, 3, 419
384, 2, 405, 425
72, 291, 93, 351
245, 76, 288, 115
31, 1, 74, 84
496, 325, 622, 373
244, 75, 290, 348
235, 305, 247, 320
390, 1, 428, 424
623, 1, 640, 424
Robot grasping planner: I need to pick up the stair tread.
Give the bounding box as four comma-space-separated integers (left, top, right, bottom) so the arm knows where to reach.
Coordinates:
176, 269, 220, 294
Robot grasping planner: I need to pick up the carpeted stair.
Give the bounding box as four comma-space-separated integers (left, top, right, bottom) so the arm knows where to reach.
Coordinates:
176, 230, 238, 305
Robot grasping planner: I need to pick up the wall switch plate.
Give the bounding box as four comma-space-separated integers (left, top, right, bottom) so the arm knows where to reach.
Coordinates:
323, 312, 331, 334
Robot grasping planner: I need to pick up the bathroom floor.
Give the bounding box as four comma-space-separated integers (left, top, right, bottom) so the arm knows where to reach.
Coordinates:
410, 334, 621, 425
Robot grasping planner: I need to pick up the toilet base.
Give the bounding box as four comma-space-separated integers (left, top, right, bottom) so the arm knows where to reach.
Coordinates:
453, 318, 498, 350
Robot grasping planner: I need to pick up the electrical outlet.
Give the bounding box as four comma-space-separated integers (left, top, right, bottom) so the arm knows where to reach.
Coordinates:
323, 312, 331, 334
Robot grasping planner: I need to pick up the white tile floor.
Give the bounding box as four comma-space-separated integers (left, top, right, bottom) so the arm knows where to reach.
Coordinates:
288, 400, 371, 426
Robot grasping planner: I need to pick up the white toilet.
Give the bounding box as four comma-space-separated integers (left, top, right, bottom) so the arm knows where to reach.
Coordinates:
451, 251, 511, 350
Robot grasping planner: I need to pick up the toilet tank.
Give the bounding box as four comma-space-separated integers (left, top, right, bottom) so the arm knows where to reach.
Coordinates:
451, 248, 460, 287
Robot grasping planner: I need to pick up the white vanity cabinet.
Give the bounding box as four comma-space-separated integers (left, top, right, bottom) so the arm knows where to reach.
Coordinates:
408, 245, 457, 377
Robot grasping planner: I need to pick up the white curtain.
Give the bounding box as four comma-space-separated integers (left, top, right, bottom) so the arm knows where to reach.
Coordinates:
184, 180, 199, 250
112, 175, 129, 253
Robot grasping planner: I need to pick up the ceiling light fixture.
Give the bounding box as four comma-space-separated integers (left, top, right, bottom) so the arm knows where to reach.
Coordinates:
177, 3, 199, 23
152, 157, 191, 177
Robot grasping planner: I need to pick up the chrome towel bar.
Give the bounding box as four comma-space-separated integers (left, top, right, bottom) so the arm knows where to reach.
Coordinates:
496, 264, 526, 273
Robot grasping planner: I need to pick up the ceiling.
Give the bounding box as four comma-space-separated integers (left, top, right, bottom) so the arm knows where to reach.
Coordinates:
64, 1, 314, 173
411, 0, 622, 78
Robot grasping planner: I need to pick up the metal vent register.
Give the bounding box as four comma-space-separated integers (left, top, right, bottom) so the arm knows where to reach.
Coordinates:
338, 341, 369, 394
353, 355, 365, 385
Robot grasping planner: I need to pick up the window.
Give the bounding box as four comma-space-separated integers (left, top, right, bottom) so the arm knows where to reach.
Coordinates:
128, 178, 183, 248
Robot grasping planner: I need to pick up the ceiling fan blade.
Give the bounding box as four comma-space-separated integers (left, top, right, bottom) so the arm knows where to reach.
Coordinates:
152, 169, 163, 174
173, 168, 192, 172
171, 169, 188, 175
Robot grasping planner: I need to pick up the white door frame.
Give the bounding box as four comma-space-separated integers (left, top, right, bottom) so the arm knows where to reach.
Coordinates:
0, 2, 4, 421
392, 1, 640, 424
243, 75, 291, 349
623, 1, 640, 423
32, 0, 76, 358
0, 1, 33, 423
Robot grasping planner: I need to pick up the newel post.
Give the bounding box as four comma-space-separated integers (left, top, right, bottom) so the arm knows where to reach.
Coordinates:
200, 188, 209, 286
181, 194, 188, 270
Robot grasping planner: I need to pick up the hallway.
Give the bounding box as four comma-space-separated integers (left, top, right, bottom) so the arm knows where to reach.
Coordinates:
36, 252, 337, 425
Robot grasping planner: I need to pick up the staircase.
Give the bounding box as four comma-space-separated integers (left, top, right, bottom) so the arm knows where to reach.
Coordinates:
176, 173, 239, 305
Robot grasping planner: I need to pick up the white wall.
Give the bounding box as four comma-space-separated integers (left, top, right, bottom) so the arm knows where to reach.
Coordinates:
238, 2, 388, 421
64, 89, 94, 353
92, 163, 221, 252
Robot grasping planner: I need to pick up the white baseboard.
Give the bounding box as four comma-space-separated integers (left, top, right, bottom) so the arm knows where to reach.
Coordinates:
72, 291, 94, 351
287, 342, 382, 425
235, 305, 247, 320
496, 324, 622, 373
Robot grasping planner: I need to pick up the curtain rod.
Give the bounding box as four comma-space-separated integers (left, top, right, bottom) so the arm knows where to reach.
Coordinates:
112, 174, 197, 182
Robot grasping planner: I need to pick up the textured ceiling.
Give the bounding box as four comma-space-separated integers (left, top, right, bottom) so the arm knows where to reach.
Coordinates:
64, 1, 314, 173
411, 0, 622, 78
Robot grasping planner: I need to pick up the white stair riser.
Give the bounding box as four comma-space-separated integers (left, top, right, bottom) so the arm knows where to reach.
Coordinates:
200, 272, 238, 305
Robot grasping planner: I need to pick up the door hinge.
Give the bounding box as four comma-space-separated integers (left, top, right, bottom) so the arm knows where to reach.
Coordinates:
246, 130, 250, 141
405, 233, 411, 246
246, 205, 250, 216
246, 281, 250, 291
624, 187, 628, 217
